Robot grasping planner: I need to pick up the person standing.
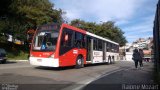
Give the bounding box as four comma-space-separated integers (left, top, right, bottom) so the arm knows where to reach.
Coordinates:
139, 49, 144, 67
123, 52, 126, 60
108, 55, 112, 64
132, 49, 141, 69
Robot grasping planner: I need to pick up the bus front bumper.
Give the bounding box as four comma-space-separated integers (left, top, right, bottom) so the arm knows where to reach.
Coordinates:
29, 57, 59, 67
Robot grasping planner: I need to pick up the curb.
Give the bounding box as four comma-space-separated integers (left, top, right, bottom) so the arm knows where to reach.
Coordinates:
8, 60, 29, 62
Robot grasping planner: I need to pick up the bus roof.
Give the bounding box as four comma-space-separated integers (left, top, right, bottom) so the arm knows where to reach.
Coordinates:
38, 23, 119, 45
61, 23, 86, 34
86, 32, 119, 45
62, 23, 119, 45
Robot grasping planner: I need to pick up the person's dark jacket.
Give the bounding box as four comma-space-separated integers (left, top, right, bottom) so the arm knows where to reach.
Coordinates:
139, 49, 144, 61
132, 49, 141, 61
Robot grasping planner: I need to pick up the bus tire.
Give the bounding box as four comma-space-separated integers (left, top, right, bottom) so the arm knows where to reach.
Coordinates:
75, 56, 84, 69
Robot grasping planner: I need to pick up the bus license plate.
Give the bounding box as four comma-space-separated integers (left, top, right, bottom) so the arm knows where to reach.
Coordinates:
37, 59, 42, 62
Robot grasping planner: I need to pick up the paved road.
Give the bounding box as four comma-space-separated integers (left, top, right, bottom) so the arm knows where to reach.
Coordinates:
0, 60, 153, 90
83, 61, 154, 90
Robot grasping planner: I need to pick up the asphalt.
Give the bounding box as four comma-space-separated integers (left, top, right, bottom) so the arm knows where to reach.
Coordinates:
0, 60, 126, 90
82, 61, 157, 90
0, 60, 157, 90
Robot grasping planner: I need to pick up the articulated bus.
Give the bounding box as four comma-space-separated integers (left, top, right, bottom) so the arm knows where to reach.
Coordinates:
29, 23, 119, 68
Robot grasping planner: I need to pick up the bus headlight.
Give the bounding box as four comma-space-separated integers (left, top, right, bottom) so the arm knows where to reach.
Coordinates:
48, 54, 54, 58
30, 54, 34, 57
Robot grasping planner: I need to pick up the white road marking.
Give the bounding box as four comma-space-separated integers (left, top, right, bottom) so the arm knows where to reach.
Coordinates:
62, 67, 129, 90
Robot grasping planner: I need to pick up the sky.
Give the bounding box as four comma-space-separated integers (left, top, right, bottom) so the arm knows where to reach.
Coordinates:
51, 0, 158, 43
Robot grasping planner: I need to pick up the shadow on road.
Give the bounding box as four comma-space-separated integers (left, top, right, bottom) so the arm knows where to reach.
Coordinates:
85, 62, 114, 67
35, 63, 115, 71
0, 61, 17, 64
82, 62, 154, 90
35, 66, 76, 71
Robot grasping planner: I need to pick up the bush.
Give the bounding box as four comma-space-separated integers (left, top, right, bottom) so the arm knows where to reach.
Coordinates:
0, 42, 29, 60
7, 51, 29, 60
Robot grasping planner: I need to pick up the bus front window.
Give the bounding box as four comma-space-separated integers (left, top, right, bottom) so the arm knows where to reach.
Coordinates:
33, 30, 59, 51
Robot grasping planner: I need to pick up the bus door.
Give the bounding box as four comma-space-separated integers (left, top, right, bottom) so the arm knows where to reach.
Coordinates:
86, 36, 93, 62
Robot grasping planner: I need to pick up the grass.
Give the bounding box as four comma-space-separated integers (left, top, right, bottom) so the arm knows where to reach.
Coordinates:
0, 42, 29, 60
7, 51, 29, 60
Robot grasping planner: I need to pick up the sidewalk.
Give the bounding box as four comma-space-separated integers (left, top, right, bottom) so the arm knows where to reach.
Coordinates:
83, 61, 157, 90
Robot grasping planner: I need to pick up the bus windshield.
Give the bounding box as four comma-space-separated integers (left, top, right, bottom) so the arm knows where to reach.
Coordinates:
32, 29, 59, 51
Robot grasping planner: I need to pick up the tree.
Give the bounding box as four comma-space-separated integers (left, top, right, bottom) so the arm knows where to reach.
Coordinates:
70, 19, 127, 46
0, 0, 63, 42
99, 21, 127, 46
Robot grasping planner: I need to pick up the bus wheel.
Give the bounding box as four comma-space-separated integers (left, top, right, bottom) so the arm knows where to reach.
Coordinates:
75, 56, 84, 69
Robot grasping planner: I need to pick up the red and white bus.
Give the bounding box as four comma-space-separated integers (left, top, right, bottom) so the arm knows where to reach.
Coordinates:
29, 23, 119, 68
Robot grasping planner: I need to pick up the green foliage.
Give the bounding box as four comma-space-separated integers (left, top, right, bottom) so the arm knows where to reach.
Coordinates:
0, 0, 127, 46
70, 19, 127, 46
0, 0, 63, 42
0, 42, 29, 60
10, 0, 63, 25
7, 51, 29, 60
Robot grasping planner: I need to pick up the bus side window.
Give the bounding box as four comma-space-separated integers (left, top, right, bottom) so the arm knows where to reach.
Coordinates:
111, 44, 114, 52
60, 28, 74, 55
116, 45, 119, 53
93, 38, 97, 50
64, 34, 69, 41
74, 32, 85, 48
82, 34, 86, 48
108, 43, 111, 52
98, 40, 102, 51
61, 28, 73, 47
106, 42, 108, 52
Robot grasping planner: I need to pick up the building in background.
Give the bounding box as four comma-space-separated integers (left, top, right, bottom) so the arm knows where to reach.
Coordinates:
119, 37, 153, 61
